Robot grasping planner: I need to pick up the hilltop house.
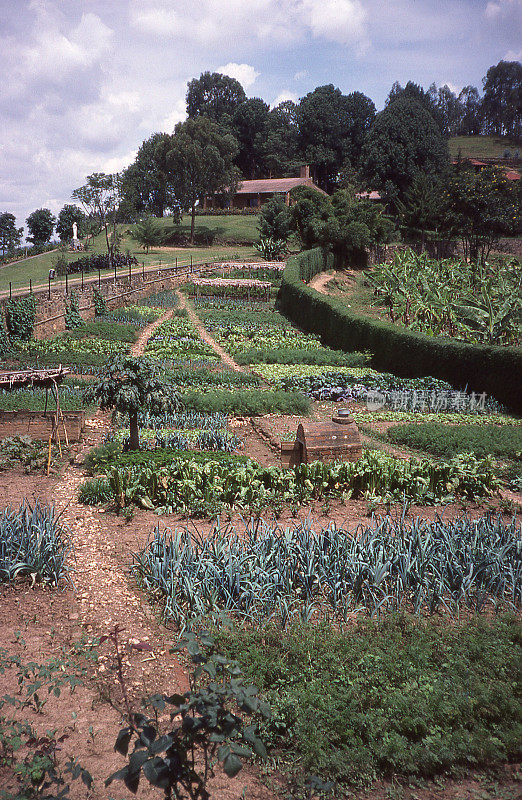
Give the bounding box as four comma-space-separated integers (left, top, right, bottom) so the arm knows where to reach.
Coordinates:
203, 166, 328, 211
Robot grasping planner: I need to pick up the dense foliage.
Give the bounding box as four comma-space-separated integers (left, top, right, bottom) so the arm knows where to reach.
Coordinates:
366, 250, 521, 345
4, 295, 36, 340
80, 449, 499, 515
387, 422, 522, 459
57, 251, 137, 276
218, 615, 522, 788
278, 249, 522, 413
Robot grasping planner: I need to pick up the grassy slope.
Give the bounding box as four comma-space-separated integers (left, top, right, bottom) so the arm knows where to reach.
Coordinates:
0, 214, 259, 292
448, 135, 521, 160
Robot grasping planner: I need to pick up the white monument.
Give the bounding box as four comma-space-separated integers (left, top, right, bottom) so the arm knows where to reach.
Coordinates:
71, 221, 81, 250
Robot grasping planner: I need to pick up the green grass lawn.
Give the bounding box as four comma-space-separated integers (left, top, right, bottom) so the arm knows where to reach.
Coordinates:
0, 214, 261, 293
448, 135, 521, 161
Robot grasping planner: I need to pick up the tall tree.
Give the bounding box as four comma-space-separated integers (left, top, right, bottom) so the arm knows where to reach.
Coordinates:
166, 117, 239, 243
361, 97, 449, 209
0, 212, 23, 254
186, 71, 246, 123
72, 173, 122, 264
395, 174, 444, 250
436, 85, 464, 137
386, 80, 446, 133
231, 98, 270, 178
263, 100, 300, 176
458, 86, 482, 135
297, 85, 375, 192
25, 208, 56, 245
481, 60, 522, 138
121, 133, 176, 218
56, 204, 86, 242
441, 163, 521, 265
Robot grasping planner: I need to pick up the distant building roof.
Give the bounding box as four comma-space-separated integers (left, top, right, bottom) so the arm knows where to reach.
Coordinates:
355, 190, 382, 201
451, 158, 488, 167
236, 177, 328, 195
505, 170, 520, 181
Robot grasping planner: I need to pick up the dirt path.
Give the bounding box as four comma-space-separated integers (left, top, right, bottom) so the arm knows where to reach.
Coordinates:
175, 290, 246, 373
130, 308, 174, 357
309, 270, 335, 293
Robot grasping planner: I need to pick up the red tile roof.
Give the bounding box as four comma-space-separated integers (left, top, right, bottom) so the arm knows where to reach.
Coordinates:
505, 170, 520, 181
236, 177, 328, 195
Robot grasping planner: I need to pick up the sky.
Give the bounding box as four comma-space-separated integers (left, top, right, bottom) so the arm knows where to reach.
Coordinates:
1, 0, 521, 234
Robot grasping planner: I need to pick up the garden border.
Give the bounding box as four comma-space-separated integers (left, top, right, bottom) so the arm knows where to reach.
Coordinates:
278, 248, 522, 413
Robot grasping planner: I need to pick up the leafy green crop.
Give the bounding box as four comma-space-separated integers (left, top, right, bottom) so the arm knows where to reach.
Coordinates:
387, 422, 522, 459
133, 512, 521, 625
0, 501, 71, 585
80, 449, 500, 515
217, 615, 522, 787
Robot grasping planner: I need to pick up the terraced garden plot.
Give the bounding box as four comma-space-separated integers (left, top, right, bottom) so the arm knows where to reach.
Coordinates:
143, 316, 219, 361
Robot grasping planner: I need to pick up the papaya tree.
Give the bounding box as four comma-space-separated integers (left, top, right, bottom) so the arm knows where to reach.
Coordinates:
86, 356, 180, 450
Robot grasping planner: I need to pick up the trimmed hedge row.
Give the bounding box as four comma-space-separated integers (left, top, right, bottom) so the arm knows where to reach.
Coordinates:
278, 248, 522, 413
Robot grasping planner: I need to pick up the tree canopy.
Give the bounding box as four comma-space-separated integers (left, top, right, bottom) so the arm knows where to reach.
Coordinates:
0, 212, 23, 254
482, 60, 522, 139
166, 117, 239, 243
86, 356, 180, 451
121, 133, 177, 218
361, 97, 449, 208
25, 208, 56, 245
186, 71, 246, 122
56, 204, 86, 242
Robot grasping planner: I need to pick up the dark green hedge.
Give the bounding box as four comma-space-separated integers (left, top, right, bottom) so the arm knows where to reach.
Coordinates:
278, 248, 522, 413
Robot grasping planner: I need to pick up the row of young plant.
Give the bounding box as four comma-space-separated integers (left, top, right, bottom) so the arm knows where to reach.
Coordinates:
79, 449, 499, 515
111, 410, 243, 453
133, 512, 522, 626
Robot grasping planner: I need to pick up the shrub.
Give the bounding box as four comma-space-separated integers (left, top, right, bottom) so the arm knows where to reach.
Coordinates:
387, 422, 522, 459
92, 288, 106, 316
278, 248, 522, 413
5, 295, 36, 340
216, 615, 522, 787
64, 291, 83, 329
235, 347, 370, 366
57, 252, 137, 276
254, 237, 287, 260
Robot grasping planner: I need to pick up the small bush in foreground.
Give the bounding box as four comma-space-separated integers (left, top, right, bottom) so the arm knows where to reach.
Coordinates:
216, 615, 522, 789
0, 501, 71, 585
387, 422, 522, 459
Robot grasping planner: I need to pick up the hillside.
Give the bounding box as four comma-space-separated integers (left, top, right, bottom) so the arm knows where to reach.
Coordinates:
0, 213, 259, 293
449, 135, 521, 161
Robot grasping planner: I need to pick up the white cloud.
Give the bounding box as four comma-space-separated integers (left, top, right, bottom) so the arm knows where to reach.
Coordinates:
504, 49, 522, 60
302, 0, 368, 48
130, 5, 183, 35
217, 63, 260, 89
24, 9, 113, 81
294, 70, 308, 81
162, 98, 187, 132
272, 90, 299, 107
129, 0, 369, 50
484, 0, 516, 18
